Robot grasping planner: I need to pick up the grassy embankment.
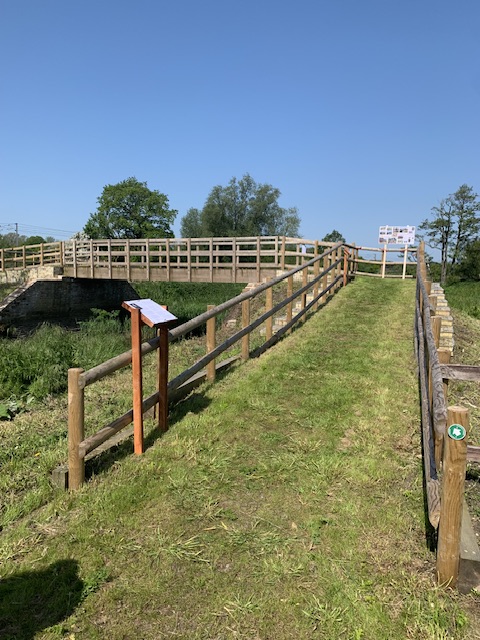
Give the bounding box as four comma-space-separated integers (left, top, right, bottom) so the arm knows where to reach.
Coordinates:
1, 278, 479, 639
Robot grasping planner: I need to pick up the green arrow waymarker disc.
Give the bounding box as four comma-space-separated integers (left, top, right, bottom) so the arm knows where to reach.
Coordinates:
447, 424, 466, 441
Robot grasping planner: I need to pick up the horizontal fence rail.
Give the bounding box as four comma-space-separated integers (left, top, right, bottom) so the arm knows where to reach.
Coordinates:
65, 243, 352, 490
1, 236, 417, 283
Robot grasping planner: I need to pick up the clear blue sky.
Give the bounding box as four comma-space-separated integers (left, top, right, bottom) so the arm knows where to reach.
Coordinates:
1, 0, 479, 249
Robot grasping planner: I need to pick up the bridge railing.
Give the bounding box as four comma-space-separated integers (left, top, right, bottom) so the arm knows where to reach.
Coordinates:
1, 236, 417, 282
0, 242, 62, 270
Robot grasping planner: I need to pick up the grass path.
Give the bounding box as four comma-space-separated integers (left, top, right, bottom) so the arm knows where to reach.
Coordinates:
1, 278, 478, 639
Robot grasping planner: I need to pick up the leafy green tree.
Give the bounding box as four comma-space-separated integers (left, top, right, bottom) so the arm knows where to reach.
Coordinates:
180, 208, 203, 237
321, 229, 345, 243
180, 174, 300, 238
419, 184, 480, 285
457, 239, 480, 281
23, 235, 45, 245
0, 232, 26, 248
84, 177, 177, 239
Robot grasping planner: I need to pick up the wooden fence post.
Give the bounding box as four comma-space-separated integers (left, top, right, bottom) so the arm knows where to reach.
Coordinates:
321, 254, 328, 303
430, 315, 443, 469
301, 265, 308, 321
287, 274, 293, 333
242, 298, 250, 360
266, 287, 273, 339
437, 406, 469, 587
438, 348, 451, 402
157, 324, 169, 433
68, 368, 85, 490
206, 305, 216, 381
313, 251, 320, 311
280, 236, 286, 271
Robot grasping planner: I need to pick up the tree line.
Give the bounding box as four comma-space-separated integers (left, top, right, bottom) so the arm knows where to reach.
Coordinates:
82, 174, 301, 241
419, 184, 480, 284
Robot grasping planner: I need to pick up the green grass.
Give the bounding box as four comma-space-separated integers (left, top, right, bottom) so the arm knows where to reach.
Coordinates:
0, 282, 244, 402
445, 281, 480, 319
0, 278, 478, 638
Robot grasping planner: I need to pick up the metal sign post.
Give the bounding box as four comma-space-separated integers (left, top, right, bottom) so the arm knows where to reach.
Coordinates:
122, 299, 177, 454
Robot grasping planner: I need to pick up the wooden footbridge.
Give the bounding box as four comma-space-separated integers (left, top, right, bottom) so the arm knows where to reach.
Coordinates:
0, 236, 417, 284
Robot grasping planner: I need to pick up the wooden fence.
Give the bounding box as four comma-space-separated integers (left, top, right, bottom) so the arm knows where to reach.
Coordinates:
415, 241, 480, 590
63, 242, 356, 490
1, 236, 416, 283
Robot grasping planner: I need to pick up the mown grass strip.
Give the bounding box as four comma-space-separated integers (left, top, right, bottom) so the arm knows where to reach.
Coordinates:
0, 278, 478, 639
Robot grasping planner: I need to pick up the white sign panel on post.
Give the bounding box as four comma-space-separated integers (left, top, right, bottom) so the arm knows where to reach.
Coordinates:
378, 225, 416, 245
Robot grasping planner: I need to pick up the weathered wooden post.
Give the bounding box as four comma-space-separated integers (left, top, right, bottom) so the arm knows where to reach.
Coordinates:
437, 406, 469, 587
321, 254, 328, 303
242, 298, 250, 360
313, 247, 320, 311
438, 348, 451, 402
157, 321, 169, 433
287, 274, 293, 333
266, 286, 273, 339
301, 265, 308, 321
207, 304, 216, 382
68, 367, 85, 490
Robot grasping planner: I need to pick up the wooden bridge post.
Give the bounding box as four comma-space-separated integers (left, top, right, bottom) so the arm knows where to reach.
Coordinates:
68, 368, 85, 490
207, 305, 216, 381
280, 236, 286, 271
437, 406, 469, 587
256, 237, 261, 282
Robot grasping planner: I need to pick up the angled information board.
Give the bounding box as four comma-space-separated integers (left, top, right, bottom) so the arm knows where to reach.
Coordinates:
122, 298, 177, 327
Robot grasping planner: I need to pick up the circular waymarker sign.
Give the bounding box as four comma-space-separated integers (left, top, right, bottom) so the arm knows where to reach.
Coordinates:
447, 424, 466, 441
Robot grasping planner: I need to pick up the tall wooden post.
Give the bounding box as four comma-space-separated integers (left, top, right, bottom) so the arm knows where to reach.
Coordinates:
131, 306, 144, 454
437, 406, 469, 587
68, 368, 85, 490
206, 305, 216, 381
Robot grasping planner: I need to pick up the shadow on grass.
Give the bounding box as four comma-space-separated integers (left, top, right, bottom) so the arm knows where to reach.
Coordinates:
0, 559, 83, 640
85, 389, 213, 481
